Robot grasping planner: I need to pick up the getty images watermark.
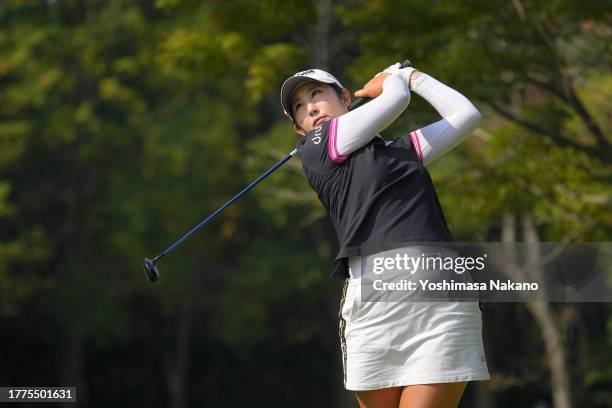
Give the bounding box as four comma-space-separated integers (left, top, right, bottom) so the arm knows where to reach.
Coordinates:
370, 251, 538, 291
354, 242, 612, 302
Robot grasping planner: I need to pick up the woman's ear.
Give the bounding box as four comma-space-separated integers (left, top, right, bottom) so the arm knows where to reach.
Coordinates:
293, 122, 306, 137
342, 88, 351, 110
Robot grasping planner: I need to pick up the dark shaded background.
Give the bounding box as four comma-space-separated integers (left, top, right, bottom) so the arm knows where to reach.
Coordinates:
0, 0, 610, 406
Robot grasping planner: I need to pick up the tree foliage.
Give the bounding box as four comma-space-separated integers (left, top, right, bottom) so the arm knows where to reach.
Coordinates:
0, 0, 610, 406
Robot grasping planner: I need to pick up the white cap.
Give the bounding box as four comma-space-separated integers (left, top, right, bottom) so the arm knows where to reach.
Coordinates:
280, 69, 344, 122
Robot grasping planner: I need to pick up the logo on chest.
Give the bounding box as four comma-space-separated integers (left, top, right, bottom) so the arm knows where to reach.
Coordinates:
311, 125, 322, 145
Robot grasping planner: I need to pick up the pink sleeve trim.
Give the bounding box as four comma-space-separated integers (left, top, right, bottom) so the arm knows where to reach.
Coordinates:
409, 131, 423, 163
327, 117, 348, 163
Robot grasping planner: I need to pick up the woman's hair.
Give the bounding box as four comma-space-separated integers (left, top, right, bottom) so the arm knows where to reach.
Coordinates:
330, 84, 344, 100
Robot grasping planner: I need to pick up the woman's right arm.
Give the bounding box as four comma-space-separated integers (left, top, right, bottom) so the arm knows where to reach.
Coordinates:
330, 74, 411, 162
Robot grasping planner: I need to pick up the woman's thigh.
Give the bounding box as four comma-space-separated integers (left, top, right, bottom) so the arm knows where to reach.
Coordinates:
399, 381, 468, 408
354, 387, 403, 408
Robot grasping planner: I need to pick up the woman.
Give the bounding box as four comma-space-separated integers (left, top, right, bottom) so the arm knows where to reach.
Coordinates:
280, 63, 490, 408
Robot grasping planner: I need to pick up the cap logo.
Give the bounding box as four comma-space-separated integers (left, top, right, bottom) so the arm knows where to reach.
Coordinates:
295, 69, 316, 77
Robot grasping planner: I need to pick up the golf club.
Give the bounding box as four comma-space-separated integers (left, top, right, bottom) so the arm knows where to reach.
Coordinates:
144, 150, 296, 282
144, 59, 412, 282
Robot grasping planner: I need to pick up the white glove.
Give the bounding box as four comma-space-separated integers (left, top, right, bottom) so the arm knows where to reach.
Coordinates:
383, 62, 418, 89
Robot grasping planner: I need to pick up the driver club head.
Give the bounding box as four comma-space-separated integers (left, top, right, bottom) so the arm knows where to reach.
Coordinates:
144, 258, 160, 282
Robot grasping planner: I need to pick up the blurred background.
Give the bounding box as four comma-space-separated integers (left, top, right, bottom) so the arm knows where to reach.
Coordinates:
0, 0, 610, 406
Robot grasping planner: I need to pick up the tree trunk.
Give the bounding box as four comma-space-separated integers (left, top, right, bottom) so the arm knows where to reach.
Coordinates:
61, 330, 83, 408
310, 0, 332, 69
500, 213, 573, 408
521, 214, 573, 408
165, 265, 196, 408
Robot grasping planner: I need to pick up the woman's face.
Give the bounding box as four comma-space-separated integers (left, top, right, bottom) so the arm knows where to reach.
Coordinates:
290, 81, 350, 136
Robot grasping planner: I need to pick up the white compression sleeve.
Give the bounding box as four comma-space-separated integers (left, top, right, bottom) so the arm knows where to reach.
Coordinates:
332, 75, 410, 161
408, 73, 481, 166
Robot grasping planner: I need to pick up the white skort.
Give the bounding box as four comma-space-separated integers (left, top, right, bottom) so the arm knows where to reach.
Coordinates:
339, 250, 491, 391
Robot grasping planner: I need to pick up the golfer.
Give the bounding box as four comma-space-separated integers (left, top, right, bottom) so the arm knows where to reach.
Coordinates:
280, 63, 490, 408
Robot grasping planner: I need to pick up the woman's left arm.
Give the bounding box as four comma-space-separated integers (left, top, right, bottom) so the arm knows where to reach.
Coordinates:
406, 72, 481, 166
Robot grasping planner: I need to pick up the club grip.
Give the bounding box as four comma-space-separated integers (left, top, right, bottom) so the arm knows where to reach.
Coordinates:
349, 59, 412, 111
